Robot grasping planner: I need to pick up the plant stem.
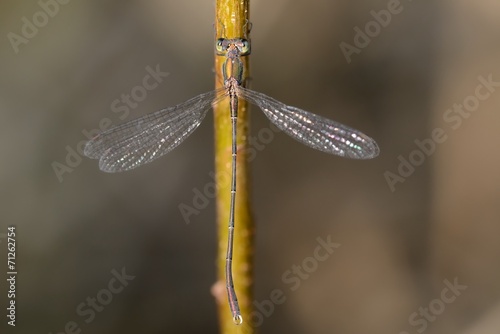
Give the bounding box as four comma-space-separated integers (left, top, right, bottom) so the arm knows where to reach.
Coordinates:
213, 0, 254, 333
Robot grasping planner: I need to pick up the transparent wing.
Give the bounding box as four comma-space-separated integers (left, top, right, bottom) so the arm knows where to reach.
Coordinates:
85, 89, 225, 172
237, 87, 379, 159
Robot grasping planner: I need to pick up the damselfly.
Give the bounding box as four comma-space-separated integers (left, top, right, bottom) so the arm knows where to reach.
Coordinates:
84, 37, 379, 324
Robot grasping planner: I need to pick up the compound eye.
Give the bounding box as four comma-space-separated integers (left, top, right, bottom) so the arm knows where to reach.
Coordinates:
215, 38, 226, 52
239, 39, 251, 55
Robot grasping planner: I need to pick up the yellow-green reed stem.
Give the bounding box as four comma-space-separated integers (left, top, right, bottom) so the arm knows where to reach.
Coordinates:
214, 0, 254, 333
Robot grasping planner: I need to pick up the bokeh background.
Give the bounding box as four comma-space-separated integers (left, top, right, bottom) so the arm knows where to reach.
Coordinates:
1, 1, 499, 333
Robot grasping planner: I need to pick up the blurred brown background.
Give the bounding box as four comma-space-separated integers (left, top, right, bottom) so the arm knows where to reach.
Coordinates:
1, 0, 499, 333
